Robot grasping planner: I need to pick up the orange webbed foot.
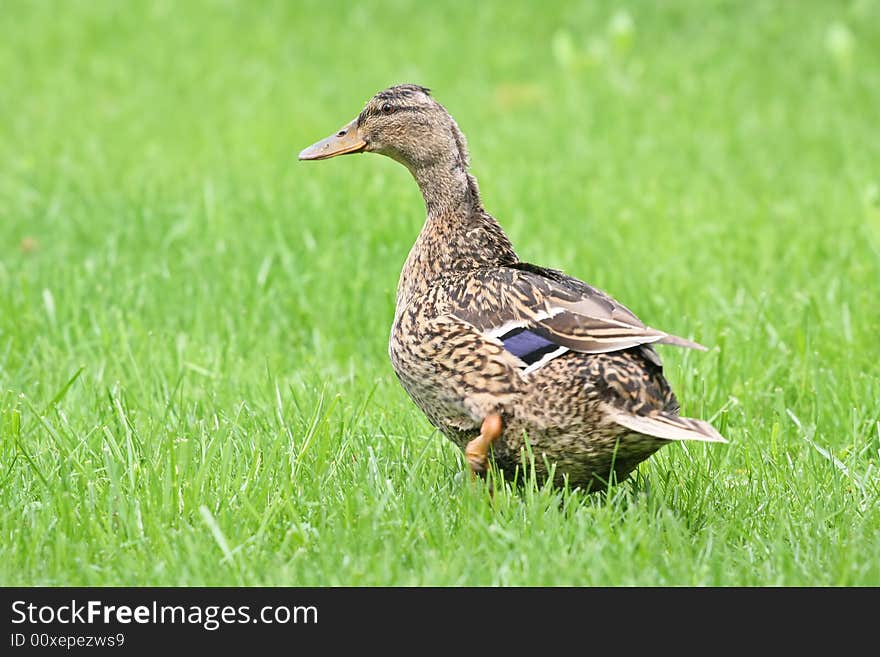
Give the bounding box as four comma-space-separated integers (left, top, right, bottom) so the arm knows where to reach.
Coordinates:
465, 414, 503, 478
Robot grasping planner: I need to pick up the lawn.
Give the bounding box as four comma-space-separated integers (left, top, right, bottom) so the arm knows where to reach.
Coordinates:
1, 0, 879, 585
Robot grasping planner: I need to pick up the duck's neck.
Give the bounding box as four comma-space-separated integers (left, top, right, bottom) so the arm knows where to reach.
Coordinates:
411, 157, 477, 215
395, 157, 518, 316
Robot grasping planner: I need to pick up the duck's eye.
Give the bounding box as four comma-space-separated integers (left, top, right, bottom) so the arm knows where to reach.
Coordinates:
381, 102, 394, 115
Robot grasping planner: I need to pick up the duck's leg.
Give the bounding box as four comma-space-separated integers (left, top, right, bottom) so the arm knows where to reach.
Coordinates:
465, 414, 503, 477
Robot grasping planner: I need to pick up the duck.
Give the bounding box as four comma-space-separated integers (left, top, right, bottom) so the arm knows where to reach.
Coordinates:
299, 84, 726, 490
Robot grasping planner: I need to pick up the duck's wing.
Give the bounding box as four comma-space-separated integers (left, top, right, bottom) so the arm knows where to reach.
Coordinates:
507, 262, 706, 351
446, 263, 705, 373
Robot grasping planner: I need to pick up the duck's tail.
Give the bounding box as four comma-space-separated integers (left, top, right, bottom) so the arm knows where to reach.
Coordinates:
609, 409, 727, 443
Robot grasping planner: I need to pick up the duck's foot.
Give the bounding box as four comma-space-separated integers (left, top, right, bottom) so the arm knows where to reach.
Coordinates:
465, 414, 503, 478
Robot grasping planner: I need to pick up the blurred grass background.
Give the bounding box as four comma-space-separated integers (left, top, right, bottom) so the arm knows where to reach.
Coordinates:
1, 0, 879, 585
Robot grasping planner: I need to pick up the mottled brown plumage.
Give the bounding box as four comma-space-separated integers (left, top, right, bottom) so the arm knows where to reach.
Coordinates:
300, 84, 726, 490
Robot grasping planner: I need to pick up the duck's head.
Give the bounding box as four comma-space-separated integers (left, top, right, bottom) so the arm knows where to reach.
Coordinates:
299, 84, 469, 172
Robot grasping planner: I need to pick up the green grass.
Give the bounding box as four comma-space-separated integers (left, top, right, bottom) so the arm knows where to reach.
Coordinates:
2, 0, 879, 585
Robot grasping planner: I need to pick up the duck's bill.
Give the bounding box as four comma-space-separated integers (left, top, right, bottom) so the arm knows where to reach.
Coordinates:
298, 118, 366, 160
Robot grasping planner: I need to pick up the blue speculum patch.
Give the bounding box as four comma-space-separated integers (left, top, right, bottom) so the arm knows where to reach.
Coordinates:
499, 327, 560, 366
